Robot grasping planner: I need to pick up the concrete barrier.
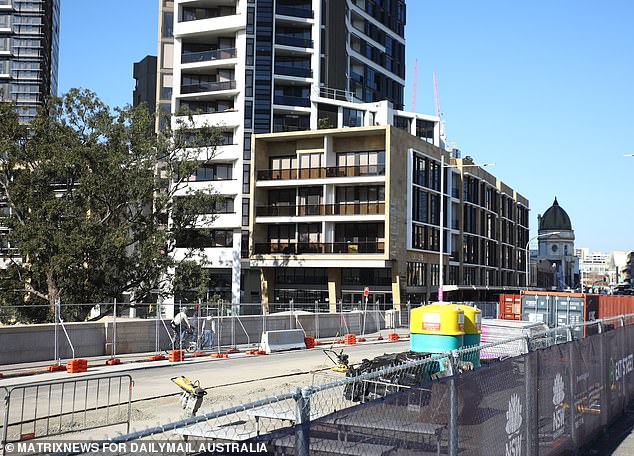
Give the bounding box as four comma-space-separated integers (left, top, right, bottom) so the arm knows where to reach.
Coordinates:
0, 310, 389, 365
260, 329, 306, 354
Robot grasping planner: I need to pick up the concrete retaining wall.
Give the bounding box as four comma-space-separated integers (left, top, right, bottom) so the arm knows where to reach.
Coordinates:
0, 311, 389, 365
0, 322, 105, 365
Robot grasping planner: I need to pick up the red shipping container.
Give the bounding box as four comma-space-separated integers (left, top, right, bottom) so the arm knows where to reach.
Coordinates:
499, 294, 522, 320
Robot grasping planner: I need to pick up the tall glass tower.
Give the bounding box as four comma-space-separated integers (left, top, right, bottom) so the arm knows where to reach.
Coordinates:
0, 0, 60, 123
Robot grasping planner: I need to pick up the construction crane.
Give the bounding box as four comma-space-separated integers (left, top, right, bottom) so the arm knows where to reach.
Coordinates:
412, 58, 418, 112
433, 70, 448, 149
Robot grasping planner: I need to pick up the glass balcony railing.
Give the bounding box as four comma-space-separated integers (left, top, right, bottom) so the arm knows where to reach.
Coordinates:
273, 94, 311, 107
276, 5, 314, 19
181, 7, 236, 22
255, 202, 386, 217
181, 48, 237, 64
256, 164, 386, 180
180, 80, 236, 94
253, 241, 385, 255
273, 124, 310, 133
275, 65, 312, 78
275, 35, 313, 48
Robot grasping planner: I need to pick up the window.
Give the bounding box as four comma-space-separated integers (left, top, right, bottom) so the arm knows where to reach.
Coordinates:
242, 164, 250, 194
175, 229, 234, 248
343, 108, 363, 127
242, 198, 250, 226
162, 11, 173, 37
407, 262, 427, 287
190, 163, 233, 181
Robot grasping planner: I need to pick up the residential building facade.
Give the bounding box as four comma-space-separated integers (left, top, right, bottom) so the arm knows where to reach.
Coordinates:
164, 0, 443, 306
133, 55, 157, 114
250, 126, 529, 311
155, 0, 173, 131
0, 0, 59, 123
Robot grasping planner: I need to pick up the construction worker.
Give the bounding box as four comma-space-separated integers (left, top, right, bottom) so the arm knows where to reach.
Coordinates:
171, 308, 191, 346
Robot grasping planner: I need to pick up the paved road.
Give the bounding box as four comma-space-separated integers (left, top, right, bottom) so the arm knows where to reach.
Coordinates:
0, 339, 411, 406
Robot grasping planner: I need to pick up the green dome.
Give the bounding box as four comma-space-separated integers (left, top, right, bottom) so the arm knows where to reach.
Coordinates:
540, 198, 572, 231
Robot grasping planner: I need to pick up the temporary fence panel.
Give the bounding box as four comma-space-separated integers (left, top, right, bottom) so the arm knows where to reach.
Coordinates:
0, 375, 133, 455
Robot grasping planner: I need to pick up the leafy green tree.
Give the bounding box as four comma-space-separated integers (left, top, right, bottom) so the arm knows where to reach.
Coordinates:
0, 89, 223, 322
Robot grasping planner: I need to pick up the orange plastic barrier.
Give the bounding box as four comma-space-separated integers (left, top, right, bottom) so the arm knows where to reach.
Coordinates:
344, 334, 357, 345
387, 333, 400, 341
147, 354, 166, 361
304, 336, 315, 349
168, 350, 184, 362
66, 359, 88, 374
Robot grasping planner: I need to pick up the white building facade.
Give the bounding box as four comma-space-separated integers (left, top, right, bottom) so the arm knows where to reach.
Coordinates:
165, 0, 445, 305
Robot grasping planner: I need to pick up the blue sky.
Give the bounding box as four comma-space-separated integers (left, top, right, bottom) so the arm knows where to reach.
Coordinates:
58, 1, 634, 252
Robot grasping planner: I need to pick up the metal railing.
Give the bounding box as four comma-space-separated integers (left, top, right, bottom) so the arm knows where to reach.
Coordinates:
274, 65, 313, 78
273, 94, 311, 107
256, 164, 386, 180
0, 375, 133, 455
254, 241, 386, 255
180, 80, 236, 94
276, 4, 314, 18
67, 314, 634, 456
256, 202, 386, 217
275, 35, 313, 48
181, 47, 236, 64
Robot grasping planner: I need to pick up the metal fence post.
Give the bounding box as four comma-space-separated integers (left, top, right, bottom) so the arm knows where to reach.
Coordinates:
447, 351, 458, 456
294, 386, 312, 456
54, 296, 60, 364
598, 319, 609, 429
2, 388, 10, 456
567, 330, 578, 449
524, 337, 537, 456
112, 298, 117, 359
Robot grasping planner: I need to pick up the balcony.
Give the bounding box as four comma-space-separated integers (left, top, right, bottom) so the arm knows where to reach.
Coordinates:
254, 241, 385, 255
182, 47, 237, 64
276, 35, 313, 48
275, 5, 314, 19
181, 80, 236, 95
256, 202, 385, 217
273, 94, 311, 108
181, 6, 236, 22
256, 164, 386, 181
274, 65, 312, 78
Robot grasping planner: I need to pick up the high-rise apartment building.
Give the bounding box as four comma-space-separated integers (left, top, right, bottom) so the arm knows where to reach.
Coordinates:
0, 0, 59, 123
133, 55, 157, 114
156, 0, 173, 131
162, 0, 449, 306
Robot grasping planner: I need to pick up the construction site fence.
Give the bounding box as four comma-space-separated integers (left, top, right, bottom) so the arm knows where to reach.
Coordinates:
64, 313, 634, 456
0, 302, 410, 365
0, 374, 133, 456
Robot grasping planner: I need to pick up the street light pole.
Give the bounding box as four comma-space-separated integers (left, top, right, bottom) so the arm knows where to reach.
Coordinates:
439, 155, 445, 302
525, 232, 560, 290
438, 157, 495, 303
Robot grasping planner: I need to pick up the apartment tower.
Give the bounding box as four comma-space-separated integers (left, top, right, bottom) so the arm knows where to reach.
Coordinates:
164, 0, 446, 306
0, 0, 59, 123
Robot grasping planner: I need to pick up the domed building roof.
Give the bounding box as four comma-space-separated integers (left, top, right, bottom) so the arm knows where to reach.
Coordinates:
539, 197, 572, 231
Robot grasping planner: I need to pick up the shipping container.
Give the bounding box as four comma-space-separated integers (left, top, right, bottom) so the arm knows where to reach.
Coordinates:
498, 294, 522, 320
519, 291, 634, 337
520, 291, 587, 338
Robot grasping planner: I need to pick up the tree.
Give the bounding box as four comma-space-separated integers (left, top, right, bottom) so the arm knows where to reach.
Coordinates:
0, 89, 223, 322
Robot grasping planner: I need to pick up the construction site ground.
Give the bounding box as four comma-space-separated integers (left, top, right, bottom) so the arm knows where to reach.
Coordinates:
0, 330, 411, 442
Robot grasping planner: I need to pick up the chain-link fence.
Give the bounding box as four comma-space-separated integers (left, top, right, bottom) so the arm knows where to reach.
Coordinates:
0, 301, 409, 366
48, 313, 634, 456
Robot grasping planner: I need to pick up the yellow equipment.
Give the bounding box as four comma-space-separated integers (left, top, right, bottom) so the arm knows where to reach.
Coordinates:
171, 376, 207, 416
324, 349, 349, 373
